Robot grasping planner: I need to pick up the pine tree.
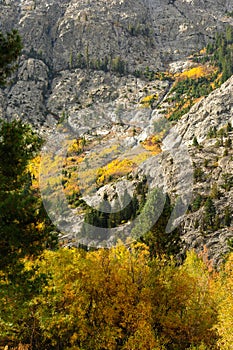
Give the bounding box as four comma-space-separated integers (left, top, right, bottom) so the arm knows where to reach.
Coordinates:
0, 32, 56, 273
224, 207, 231, 227
192, 136, 199, 147
204, 197, 216, 229
133, 188, 181, 257
0, 120, 57, 272
0, 29, 22, 86
192, 194, 203, 211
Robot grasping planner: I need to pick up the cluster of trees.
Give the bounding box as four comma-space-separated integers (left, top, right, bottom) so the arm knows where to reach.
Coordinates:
83, 191, 139, 231
193, 26, 233, 82
168, 26, 233, 121
191, 183, 232, 232
170, 76, 213, 101
81, 176, 148, 235
1, 244, 233, 350
73, 52, 168, 81
71, 52, 128, 75
206, 25, 233, 83
168, 75, 214, 121
70, 25, 233, 84
190, 121, 233, 232
0, 27, 57, 348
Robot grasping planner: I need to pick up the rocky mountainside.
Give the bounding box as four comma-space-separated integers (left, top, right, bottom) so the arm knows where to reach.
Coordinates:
41, 76, 231, 265
0, 0, 233, 263
0, 0, 233, 126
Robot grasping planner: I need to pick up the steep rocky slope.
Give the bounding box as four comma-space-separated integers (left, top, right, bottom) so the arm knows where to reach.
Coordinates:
38, 76, 233, 264
0, 0, 233, 126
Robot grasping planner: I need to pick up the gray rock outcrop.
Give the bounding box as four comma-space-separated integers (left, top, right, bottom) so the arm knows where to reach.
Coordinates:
0, 0, 233, 127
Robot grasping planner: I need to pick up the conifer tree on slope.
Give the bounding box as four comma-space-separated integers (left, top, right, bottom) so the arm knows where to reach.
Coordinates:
0, 30, 57, 273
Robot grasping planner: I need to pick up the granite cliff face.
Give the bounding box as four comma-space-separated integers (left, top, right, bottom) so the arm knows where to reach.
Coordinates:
0, 0, 233, 126
0, 0, 233, 262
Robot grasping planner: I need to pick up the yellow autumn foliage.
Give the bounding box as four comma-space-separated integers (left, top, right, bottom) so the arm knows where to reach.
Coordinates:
177, 65, 215, 80
140, 94, 158, 108
27, 155, 41, 188
97, 158, 135, 185
67, 137, 87, 156
2, 246, 233, 349
215, 253, 233, 350
200, 47, 207, 55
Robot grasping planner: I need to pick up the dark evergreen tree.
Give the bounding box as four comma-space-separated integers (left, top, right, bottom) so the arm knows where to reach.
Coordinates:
0, 120, 57, 272
0, 32, 57, 273
131, 193, 139, 219
192, 136, 199, 147
133, 188, 181, 257
203, 197, 216, 229
144, 194, 181, 257
192, 194, 203, 212
224, 207, 231, 227
226, 122, 232, 133
0, 29, 22, 86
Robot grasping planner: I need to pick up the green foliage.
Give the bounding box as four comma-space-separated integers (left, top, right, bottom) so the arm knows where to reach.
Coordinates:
169, 26, 233, 122
0, 29, 22, 86
82, 190, 139, 240
203, 197, 216, 229
168, 75, 213, 121
226, 122, 232, 132
193, 136, 199, 147
133, 189, 181, 257
81, 176, 148, 240
0, 120, 42, 190
191, 194, 204, 212
193, 166, 205, 182
207, 126, 217, 139
224, 206, 231, 227
226, 11, 233, 18
0, 120, 57, 272
76, 53, 128, 75
221, 173, 233, 191
0, 266, 48, 348
0, 120, 57, 348
205, 26, 233, 83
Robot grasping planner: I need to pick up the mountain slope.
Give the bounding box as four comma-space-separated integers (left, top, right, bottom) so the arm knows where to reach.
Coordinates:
0, 0, 233, 126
